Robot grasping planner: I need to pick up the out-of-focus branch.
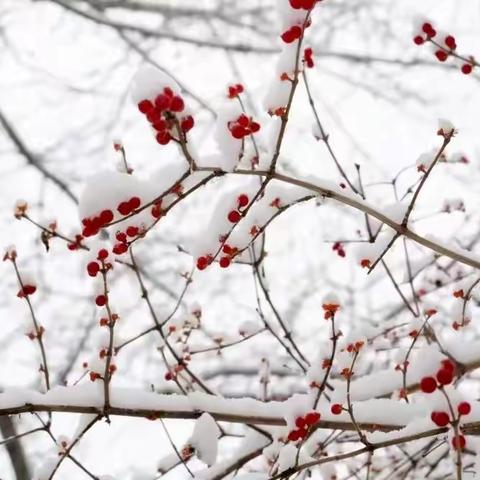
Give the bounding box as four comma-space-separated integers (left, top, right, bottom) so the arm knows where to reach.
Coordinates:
0, 415, 31, 480
0, 107, 78, 204
43, 0, 276, 54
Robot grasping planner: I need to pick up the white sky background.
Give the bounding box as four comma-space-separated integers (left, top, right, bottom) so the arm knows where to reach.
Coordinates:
0, 0, 480, 478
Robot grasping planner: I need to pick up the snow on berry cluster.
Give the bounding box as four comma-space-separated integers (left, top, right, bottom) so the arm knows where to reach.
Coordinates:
419, 358, 457, 393
413, 19, 476, 74
191, 180, 313, 273
195, 191, 252, 271
418, 359, 473, 451
228, 114, 261, 140
264, 0, 318, 116
287, 411, 321, 441
132, 65, 194, 146
214, 103, 262, 172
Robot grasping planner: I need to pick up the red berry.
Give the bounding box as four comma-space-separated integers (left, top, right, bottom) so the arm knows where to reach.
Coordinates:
231, 125, 247, 139
430, 411, 449, 427
116, 232, 127, 243
227, 210, 241, 223
181, 116, 194, 132
298, 428, 308, 439
151, 203, 163, 218
444, 35, 456, 50
413, 35, 424, 45
138, 99, 154, 114
295, 417, 306, 429
146, 108, 161, 124
420, 376, 437, 393
461, 63, 473, 74
235, 83, 244, 94
237, 114, 249, 128
196, 256, 209, 271
436, 368, 453, 385
435, 50, 448, 62
281, 29, 295, 44
126, 226, 139, 238
156, 131, 172, 145
20, 285, 37, 297
331, 404, 342, 415
458, 402, 471, 416
87, 261, 100, 277
237, 194, 249, 208
95, 294, 107, 307
452, 435, 466, 450
153, 119, 167, 132
305, 412, 321, 425
163, 87, 174, 97
441, 359, 455, 372
97, 249, 109, 261
290, 25, 302, 39
219, 256, 231, 268
281, 26, 302, 44
301, 0, 316, 8
165, 372, 173, 381
112, 243, 128, 255
422, 22, 436, 37
118, 202, 131, 216
250, 122, 261, 133
170, 96, 185, 112
82, 226, 94, 237
287, 430, 301, 442
155, 94, 171, 111
289, 0, 303, 8
99, 209, 114, 225
91, 216, 103, 231
129, 197, 141, 210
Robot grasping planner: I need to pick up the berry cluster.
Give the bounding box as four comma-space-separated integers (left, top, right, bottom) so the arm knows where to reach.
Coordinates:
196, 194, 250, 271
118, 196, 141, 216
81, 209, 114, 238
227, 83, 244, 99
138, 86, 194, 145
289, 0, 318, 9
81, 197, 142, 240
303, 47, 314, 68
281, 25, 303, 44
431, 401, 470, 427
287, 411, 321, 441
86, 248, 110, 278
413, 21, 475, 75
332, 241, 345, 257
112, 225, 142, 255
196, 254, 213, 271
419, 359, 456, 394
228, 114, 260, 140
227, 194, 249, 224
